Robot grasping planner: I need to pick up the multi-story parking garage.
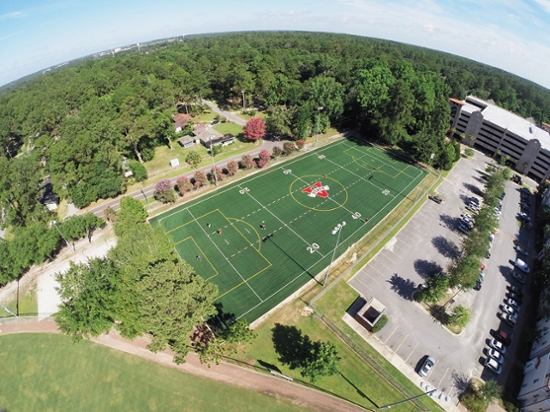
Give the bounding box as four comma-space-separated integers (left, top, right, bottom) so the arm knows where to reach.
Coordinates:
450, 96, 550, 182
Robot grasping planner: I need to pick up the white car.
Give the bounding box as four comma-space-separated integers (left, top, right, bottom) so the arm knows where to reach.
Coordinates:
501, 304, 516, 315
488, 339, 507, 354
487, 348, 505, 364
515, 245, 528, 255
485, 357, 502, 374
515, 258, 530, 274
505, 298, 520, 310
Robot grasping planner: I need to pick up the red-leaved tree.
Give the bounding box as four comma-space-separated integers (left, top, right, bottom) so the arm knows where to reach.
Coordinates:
227, 160, 239, 176
241, 154, 255, 169
193, 170, 208, 189
209, 167, 225, 184
176, 176, 193, 196
258, 149, 270, 168
243, 117, 265, 142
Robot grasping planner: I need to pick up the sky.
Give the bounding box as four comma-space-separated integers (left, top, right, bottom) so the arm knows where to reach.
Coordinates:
1, 0, 550, 89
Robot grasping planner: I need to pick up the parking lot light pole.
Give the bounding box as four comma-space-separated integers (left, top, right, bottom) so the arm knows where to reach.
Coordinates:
209, 135, 218, 187
323, 221, 346, 286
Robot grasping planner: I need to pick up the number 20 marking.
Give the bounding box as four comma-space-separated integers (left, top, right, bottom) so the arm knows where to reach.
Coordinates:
239, 187, 250, 194
307, 243, 320, 253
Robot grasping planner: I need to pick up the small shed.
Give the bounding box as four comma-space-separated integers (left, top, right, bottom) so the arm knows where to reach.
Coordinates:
354, 297, 386, 331
178, 135, 195, 148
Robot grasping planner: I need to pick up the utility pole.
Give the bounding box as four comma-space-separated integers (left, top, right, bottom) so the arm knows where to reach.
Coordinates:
209, 136, 218, 187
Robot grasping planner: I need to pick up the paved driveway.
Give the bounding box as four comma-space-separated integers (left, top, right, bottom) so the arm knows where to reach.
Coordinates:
348, 152, 528, 398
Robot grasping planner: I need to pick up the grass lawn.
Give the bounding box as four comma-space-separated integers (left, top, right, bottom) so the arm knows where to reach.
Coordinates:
0, 333, 311, 412
151, 138, 426, 323
213, 122, 244, 136
234, 297, 439, 411
237, 111, 266, 122
0, 282, 37, 318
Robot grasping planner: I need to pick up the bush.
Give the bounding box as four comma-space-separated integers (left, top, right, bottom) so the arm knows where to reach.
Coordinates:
227, 160, 239, 176
465, 148, 474, 157
371, 314, 388, 333
176, 176, 193, 196
296, 139, 305, 150
241, 154, 255, 169
185, 151, 202, 168
154, 179, 176, 203
283, 142, 296, 155
272, 146, 283, 158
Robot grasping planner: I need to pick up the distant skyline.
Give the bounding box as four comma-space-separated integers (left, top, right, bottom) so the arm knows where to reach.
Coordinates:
1, 0, 549, 89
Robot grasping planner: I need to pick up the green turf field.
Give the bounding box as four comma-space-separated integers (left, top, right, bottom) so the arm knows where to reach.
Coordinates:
150, 139, 427, 323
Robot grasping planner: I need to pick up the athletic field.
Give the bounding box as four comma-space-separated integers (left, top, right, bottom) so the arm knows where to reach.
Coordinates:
150, 139, 427, 323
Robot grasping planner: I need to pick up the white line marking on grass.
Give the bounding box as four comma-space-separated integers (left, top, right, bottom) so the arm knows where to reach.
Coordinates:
245, 228, 251, 234
242, 188, 324, 257
225, 239, 230, 245
187, 209, 263, 302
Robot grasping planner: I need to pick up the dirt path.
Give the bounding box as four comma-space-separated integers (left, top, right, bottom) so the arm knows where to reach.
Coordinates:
0, 319, 366, 412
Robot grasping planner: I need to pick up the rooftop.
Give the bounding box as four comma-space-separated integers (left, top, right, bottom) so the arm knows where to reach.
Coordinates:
461, 96, 550, 151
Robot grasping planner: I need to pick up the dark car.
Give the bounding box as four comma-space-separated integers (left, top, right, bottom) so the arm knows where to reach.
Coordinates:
429, 195, 442, 204
474, 280, 482, 291
418, 356, 436, 377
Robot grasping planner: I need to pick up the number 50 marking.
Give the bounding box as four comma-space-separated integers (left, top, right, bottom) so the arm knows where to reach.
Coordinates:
307, 243, 320, 253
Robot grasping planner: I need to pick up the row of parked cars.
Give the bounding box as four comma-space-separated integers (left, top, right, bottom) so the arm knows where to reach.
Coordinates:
483, 188, 532, 375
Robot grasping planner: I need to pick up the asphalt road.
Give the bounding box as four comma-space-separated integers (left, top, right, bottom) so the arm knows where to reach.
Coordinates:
348, 151, 531, 398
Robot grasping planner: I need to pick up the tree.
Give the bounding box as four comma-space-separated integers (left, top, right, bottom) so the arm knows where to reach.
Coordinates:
226, 160, 239, 176
209, 167, 224, 184
195, 319, 257, 365
185, 151, 202, 168
193, 170, 208, 189
258, 149, 270, 168
448, 255, 480, 290
272, 146, 283, 158
241, 154, 255, 169
478, 379, 502, 402
154, 179, 176, 203
265, 106, 292, 138
176, 176, 193, 196
283, 142, 296, 155
421, 273, 449, 303
55, 258, 119, 340
449, 305, 471, 327
301, 340, 340, 383
59, 213, 103, 242
129, 159, 147, 182
243, 117, 265, 142
114, 196, 148, 237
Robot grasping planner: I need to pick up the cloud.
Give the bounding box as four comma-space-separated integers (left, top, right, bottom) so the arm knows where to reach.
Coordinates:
533, 0, 550, 14
0, 31, 24, 42
0, 11, 25, 21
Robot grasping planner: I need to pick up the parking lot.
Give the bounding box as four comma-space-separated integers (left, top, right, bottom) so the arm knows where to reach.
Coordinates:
348, 151, 534, 398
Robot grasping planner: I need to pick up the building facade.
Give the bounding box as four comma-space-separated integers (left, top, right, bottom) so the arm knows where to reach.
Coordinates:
450, 96, 550, 182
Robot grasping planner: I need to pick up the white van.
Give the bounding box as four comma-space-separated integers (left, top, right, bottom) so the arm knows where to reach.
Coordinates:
515, 258, 530, 274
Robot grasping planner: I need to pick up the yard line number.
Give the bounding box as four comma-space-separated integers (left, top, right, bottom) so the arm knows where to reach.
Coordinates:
307, 243, 320, 254
283, 169, 292, 175
318, 155, 326, 159
382, 189, 390, 196
351, 212, 362, 220
239, 187, 250, 194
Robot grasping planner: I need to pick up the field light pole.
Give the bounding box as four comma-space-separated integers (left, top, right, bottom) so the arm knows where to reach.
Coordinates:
323, 221, 346, 286
209, 135, 218, 187
377, 388, 437, 409
316, 107, 323, 147
51, 220, 70, 249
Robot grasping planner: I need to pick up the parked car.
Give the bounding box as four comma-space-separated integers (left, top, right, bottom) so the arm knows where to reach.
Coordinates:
500, 192, 506, 199
512, 271, 526, 284
469, 196, 481, 204
507, 291, 522, 302
515, 258, 530, 274
500, 312, 517, 326
484, 357, 502, 374
488, 338, 507, 354
494, 329, 511, 346
487, 348, 505, 364
507, 285, 522, 293
501, 304, 517, 316
429, 195, 443, 204
418, 356, 436, 377
515, 245, 528, 255
474, 280, 483, 291
518, 212, 530, 222
505, 298, 520, 309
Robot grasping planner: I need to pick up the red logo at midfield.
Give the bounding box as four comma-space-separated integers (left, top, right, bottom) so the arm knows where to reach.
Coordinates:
302, 181, 330, 198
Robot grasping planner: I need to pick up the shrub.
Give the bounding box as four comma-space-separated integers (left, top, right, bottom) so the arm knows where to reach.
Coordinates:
465, 148, 474, 157
371, 315, 388, 333
272, 146, 283, 158
259, 149, 270, 162
185, 151, 202, 168
209, 167, 224, 184
257, 158, 269, 168
296, 139, 305, 150
283, 142, 296, 155
449, 305, 471, 328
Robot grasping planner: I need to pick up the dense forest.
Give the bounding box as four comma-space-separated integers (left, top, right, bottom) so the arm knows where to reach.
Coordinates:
1, 31, 550, 222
